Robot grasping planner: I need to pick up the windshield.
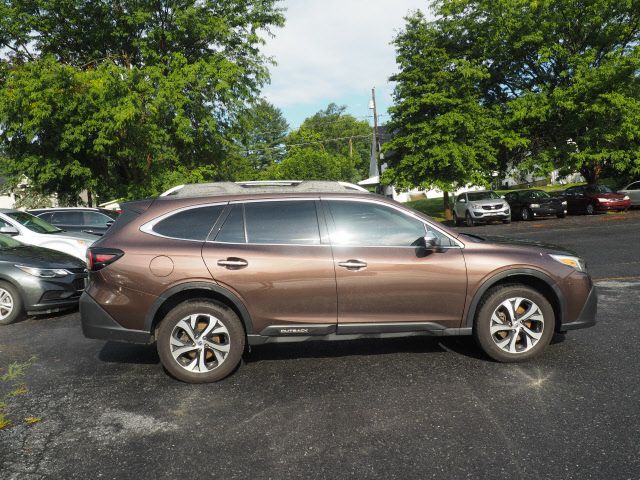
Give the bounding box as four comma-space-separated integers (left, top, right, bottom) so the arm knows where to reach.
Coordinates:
467, 191, 500, 201
0, 235, 22, 249
6, 211, 62, 234
523, 190, 551, 199
587, 185, 613, 194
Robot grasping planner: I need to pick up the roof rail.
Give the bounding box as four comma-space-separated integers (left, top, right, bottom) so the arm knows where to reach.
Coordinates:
159, 180, 370, 198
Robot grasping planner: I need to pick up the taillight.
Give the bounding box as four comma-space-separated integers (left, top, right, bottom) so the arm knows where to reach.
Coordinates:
87, 248, 124, 271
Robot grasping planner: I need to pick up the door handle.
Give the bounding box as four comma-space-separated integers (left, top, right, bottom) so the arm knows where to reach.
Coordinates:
338, 259, 367, 270
217, 258, 248, 269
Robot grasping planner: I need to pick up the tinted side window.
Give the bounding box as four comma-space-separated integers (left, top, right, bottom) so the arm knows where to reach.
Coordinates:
37, 212, 54, 222
153, 205, 224, 241
244, 201, 320, 245
214, 204, 246, 243
327, 200, 426, 247
83, 212, 112, 226
53, 211, 83, 225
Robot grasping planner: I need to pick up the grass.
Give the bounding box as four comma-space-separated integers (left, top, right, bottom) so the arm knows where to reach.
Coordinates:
0, 356, 37, 430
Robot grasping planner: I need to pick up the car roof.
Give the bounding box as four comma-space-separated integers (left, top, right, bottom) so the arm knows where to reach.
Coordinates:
161, 181, 370, 199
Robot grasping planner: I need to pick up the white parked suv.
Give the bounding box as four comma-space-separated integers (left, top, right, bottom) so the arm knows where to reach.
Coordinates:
0, 209, 95, 262
453, 191, 511, 226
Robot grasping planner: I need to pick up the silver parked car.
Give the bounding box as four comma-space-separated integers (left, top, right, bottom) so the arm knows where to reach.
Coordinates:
453, 191, 511, 226
0, 209, 95, 262
618, 181, 640, 207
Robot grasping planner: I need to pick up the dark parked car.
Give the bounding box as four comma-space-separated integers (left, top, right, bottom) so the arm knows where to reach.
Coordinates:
29, 208, 119, 236
504, 189, 567, 220
80, 181, 596, 383
0, 235, 87, 325
563, 184, 631, 214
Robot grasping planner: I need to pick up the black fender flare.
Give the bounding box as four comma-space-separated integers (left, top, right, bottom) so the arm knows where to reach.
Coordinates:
463, 268, 565, 329
144, 281, 254, 334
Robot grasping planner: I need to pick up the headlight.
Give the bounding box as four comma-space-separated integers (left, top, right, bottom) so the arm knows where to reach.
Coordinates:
597, 198, 610, 202
530, 203, 540, 208
549, 254, 586, 272
561, 201, 567, 205
16, 265, 71, 278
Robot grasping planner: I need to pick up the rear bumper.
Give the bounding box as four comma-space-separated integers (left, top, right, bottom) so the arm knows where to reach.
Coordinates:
560, 286, 597, 332
80, 292, 152, 344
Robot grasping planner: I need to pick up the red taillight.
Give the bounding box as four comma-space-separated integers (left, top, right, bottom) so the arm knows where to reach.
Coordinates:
87, 248, 124, 271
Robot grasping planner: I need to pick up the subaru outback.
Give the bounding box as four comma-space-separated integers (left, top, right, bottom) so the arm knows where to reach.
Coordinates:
80, 181, 596, 383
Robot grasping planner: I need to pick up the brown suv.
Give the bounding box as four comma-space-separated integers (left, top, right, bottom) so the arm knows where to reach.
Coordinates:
80, 181, 596, 383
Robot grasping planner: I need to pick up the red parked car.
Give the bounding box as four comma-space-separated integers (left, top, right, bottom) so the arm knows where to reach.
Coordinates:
563, 184, 631, 215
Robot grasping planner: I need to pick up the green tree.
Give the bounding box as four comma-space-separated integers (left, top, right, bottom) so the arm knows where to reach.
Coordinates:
234, 98, 289, 178
287, 104, 372, 178
0, 0, 285, 204
397, 0, 640, 186
263, 147, 357, 182
383, 12, 521, 218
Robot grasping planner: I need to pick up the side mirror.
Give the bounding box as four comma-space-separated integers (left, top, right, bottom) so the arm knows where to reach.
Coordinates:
500, 195, 506, 199
0, 225, 19, 236
458, 198, 466, 203
106, 220, 114, 227
422, 231, 440, 248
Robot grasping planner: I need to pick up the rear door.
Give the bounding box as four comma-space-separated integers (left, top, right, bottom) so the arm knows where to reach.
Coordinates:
51, 211, 84, 233
202, 199, 337, 333
322, 198, 467, 331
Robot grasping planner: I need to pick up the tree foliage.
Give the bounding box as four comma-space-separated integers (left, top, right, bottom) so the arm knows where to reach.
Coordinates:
0, 0, 285, 204
386, 0, 640, 192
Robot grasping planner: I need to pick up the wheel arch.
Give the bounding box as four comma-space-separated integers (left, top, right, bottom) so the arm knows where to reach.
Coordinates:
464, 269, 565, 332
144, 282, 254, 337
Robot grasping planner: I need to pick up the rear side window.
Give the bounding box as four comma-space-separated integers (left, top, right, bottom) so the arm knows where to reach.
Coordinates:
36, 212, 54, 222
53, 211, 84, 225
245, 201, 320, 245
153, 205, 224, 241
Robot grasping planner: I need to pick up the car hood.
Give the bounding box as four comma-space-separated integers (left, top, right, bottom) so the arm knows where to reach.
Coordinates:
591, 192, 626, 200
467, 198, 506, 206
459, 233, 577, 256
0, 245, 86, 269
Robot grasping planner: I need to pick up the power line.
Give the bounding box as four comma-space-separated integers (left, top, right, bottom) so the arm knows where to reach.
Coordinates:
240, 133, 373, 154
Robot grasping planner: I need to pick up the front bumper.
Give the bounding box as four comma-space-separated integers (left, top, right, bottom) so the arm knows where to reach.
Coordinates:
560, 286, 597, 331
80, 292, 152, 344
595, 200, 631, 211
20, 273, 87, 313
470, 209, 510, 221
531, 205, 566, 217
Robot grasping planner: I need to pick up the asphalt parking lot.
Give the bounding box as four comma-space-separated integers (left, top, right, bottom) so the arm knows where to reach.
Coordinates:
1, 210, 639, 479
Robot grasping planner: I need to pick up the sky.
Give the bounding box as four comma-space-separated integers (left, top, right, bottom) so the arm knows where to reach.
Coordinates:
261, 0, 433, 129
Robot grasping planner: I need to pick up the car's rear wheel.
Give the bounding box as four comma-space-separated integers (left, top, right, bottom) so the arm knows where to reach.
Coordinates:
586, 203, 596, 215
474, 285, 555, 362
465, 211, 475, 227
0, 282, 24, 326
157, 300, 245, 383
521, 207, 532, 221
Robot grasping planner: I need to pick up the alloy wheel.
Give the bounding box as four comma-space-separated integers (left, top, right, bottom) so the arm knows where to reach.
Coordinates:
0, 288, 14, 321
169, 313, 231, 373
489, 297, 544, 354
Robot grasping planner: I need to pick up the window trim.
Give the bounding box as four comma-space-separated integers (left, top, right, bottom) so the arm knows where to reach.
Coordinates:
139, 202, 228, 242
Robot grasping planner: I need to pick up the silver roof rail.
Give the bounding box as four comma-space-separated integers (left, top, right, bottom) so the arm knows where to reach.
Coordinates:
159, 180, 371, 198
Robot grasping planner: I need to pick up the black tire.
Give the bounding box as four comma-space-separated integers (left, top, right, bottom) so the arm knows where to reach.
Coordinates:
453, 211, 461, 226
0, 281, 24, 326
473, 284, 555, 363
465, 211, 475, 227
157, 300, 245, 383
521, 207, 532, 221
586, 203, 596, 215
556, 213, 566, 218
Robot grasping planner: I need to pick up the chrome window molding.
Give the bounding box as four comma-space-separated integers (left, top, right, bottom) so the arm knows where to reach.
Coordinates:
139, 202, 228, 241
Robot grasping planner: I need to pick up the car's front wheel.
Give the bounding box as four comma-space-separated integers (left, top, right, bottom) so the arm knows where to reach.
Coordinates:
453, 211, 461, 226
465, 211, 475, 227
474, 285, 555, 362
586, 203, 596, 215
521, 207, 532, 221
0, 281, 24, 326
157, 300, 245, 383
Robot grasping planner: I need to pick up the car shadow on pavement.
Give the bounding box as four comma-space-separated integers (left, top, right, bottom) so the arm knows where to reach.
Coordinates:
98, 341, 160, 364
244, 335, 484, 363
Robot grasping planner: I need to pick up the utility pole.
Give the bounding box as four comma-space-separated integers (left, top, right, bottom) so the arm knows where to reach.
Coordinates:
368, 87, 380, 181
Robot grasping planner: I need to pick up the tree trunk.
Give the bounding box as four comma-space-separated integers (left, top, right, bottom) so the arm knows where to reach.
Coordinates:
87, 190, 93, 208
580, 164, 602, 184
443, 191, 452, 220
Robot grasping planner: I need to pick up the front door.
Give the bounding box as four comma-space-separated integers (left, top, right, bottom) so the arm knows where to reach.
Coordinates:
202, 200, 337, 333
322, 199, 467, 331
